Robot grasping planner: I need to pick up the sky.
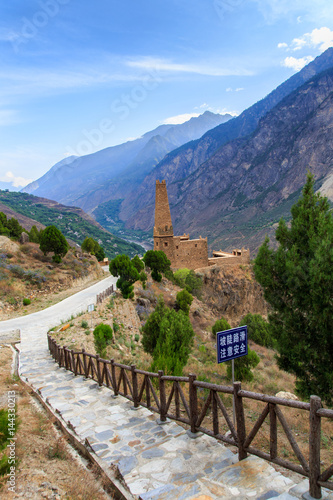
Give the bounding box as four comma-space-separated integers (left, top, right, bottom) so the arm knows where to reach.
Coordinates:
1, 0, 333, 189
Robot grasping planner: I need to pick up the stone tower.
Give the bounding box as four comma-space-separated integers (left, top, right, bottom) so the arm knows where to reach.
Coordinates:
153, 180, 175, 262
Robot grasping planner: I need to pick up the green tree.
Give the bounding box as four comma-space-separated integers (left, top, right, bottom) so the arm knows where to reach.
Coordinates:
81, 236, 105, 261
81, 236, 96, 254
142, 297, 194, 375
254, 173, 333, 404
212, 317, 231, 338
93, 323, 113, 358
240, 313, 274, 348
132, 255, 144, 272
109, 254, 139, 298
29, 225, 40, 243
39, 225, 68, 262
6, 217, 23, 239
176, 289, 193, 315
185, 270, 203, 298
143, 250, 171, 281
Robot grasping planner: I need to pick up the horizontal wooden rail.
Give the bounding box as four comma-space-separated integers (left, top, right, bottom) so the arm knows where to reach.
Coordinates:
47, 333, 333, 499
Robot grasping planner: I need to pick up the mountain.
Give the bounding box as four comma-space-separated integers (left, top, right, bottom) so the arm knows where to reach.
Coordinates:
0, 191, 144, 258
127, 65, 333, 253
120, 49, 333, 228
23, 111, 231, 213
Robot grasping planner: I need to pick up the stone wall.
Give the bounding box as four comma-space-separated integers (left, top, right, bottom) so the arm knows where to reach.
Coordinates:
173, 236, 208, 269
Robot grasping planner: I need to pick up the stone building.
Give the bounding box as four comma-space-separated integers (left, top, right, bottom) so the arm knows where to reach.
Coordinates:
153, 180, 250, 270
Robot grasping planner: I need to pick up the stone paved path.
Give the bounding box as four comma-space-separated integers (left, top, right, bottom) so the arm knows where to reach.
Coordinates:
0, 277, 332, 499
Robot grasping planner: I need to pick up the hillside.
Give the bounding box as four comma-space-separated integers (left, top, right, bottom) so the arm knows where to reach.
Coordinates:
23, 111, 231, 213
0, 236, 104, 319
0, 191, 144, 258
125, 65, 333, 253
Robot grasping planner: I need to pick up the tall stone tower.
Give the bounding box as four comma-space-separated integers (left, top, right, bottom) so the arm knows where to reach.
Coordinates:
153, 180, 175, 263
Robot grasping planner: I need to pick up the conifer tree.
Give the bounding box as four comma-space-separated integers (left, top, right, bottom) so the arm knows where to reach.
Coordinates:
254, 173, 333, 404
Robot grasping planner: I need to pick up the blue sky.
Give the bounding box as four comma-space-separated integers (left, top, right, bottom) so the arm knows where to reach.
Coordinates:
1, 0, 333, 188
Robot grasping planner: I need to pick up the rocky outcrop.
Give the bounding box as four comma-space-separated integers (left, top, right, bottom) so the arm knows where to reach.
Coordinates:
198, 265, 268, 326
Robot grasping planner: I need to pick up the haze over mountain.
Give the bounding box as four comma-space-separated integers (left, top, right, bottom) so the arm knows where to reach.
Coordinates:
23, 111, 231, 213
22, 49, 333, 254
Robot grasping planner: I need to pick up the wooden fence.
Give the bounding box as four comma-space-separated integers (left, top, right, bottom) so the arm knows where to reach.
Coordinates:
96, 285, 114, 304
47, 334, 333, 499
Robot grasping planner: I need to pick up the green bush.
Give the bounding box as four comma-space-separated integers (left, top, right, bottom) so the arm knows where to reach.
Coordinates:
81, 320, 89, 329
185, 270, 203, 298
211, 317, 231, 338
93, 323, 113, 357
23, 298, 31, 306
226, 347, 260, 382
176, 289, 193, 315
151, 269, 162, 282
174, 268, 190, 288
142, 297, 194, 376
241, 313, 275, 348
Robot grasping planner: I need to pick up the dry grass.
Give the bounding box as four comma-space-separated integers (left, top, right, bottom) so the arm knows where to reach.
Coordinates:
0, 346, 111, 499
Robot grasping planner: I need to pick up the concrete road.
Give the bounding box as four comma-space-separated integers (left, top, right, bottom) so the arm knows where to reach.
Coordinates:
0, 274, 117, 351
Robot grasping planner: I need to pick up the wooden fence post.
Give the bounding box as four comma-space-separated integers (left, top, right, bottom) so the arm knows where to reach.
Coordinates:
234, 381, 247, 460
189, 374, 198, 434
270, 403, 277, 460
158, 371, 167, 423
63, 346, 68, 370
309, 395, 322, 499
111, 359, 118, 396
96, 355, 102, 386
82, 349, 88, 378
131, 365, 139, 408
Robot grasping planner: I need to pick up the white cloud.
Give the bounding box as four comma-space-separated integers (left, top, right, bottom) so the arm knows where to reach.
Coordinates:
0, 171, 32, 188
309, 27, 333, 51
127, 57, 253, 77
280, 27, 333, 53
282, 55, 314, 71
225, 87, 244, 92
162, 113, 200, 125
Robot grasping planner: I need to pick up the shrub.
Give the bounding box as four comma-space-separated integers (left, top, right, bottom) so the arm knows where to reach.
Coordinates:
40, 225, 68, 262
185, 270, 203, 298
176, 289, 193, 315
241, 313, 275, 348
93, 323, 113, 357
132, 255, 144, 272
226, 347, 260, 382
23, 298, 31, 306
151, 269, 162, 282
81, 320, 89, 329
143, 250, 171, 281
211, 317, 231, 338
174, 268, 190, 288
142, 297, 194, 375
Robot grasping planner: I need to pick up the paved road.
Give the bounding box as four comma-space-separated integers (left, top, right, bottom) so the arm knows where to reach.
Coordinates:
0, 274, 117, 350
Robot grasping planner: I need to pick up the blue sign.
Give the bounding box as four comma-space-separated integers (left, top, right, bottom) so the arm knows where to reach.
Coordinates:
216, 326, 248, 364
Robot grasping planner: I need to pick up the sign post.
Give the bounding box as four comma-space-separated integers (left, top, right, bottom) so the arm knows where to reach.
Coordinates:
88, 304, 94, 330
216, 326, 248, 426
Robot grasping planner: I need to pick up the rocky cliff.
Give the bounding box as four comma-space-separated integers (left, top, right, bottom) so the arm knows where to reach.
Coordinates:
198, 265, 268, 327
